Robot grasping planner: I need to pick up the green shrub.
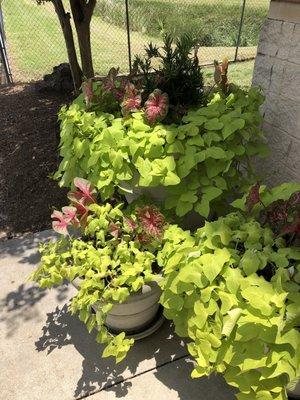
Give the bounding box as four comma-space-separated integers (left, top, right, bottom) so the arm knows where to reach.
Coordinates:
132, 34, 204, 118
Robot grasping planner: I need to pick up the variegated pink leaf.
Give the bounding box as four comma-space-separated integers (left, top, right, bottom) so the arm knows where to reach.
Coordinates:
109, 222, 121, 239
137, 205, 165, 238
121, 83, 142, 116
67, 192, 89, 216
61, 206, 77, 221
124, 217, 137, 231
73, 177, 96, 204
62, 206, 80, 227
144, 89, 169, 125
51, 210, 69, 236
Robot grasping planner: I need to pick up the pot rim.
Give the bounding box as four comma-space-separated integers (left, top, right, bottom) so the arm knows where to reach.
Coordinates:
71, 276, 161, 304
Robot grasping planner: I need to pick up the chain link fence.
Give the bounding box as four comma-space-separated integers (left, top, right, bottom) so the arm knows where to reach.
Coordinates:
1, 0, 269, 83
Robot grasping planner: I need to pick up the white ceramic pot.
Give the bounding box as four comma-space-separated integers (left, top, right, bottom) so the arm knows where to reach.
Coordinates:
287, 380, 300, 399
72, 278, 162, 335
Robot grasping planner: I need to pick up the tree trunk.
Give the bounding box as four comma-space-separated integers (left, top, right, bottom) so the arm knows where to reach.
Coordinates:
69, 0, 96, 79
52, 0, 82, 92
77, 23, 94, 78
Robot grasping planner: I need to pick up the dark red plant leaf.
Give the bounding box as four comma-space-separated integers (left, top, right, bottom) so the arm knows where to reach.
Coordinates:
288, 191, 300, 208
246, 183, 260, 213
267, 200, 288, 225
280, 217, 300, 236
136, 232, 151, 244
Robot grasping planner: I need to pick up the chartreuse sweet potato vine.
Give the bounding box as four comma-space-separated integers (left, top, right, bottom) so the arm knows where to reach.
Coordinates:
30, 184, 168, 363
158, 210, 300, 400
55, 85, 268, 219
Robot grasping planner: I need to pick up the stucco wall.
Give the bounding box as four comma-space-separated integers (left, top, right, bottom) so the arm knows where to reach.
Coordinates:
252, 0, 300, 185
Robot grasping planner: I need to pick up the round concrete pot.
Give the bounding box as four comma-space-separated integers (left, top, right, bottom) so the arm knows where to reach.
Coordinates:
72, 278, 163, 338
121, 181, 204, 231
120, 178, 168, 205
287, 380, 300, 399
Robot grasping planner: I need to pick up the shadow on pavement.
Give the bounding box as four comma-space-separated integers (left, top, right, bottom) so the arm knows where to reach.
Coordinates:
0, 230, 58, 264
0, 282, 69, 337
35, 304, 189, 399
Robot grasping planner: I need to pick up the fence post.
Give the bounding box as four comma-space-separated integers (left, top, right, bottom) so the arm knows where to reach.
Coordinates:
125, 0, 132, 73
234, 0, 247, 62
0, 2, 13, 84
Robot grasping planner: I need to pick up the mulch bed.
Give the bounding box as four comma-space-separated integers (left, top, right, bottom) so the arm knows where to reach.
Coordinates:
0, 83, 72, 240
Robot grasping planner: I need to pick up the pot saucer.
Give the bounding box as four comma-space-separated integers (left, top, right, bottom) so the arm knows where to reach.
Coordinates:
107, 306, 166, 340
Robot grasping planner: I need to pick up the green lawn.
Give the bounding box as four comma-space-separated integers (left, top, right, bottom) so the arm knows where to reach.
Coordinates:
3, 0, 258, 86
96, 0, 269, 47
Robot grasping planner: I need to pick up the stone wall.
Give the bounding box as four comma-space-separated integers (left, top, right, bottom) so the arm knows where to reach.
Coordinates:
252, 0, 300, 185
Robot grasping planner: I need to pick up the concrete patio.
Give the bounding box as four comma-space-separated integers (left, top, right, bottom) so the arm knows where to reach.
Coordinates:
0, 231, 235, 400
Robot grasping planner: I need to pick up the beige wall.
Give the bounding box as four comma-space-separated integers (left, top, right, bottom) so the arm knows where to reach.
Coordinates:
252, 0, 300, 185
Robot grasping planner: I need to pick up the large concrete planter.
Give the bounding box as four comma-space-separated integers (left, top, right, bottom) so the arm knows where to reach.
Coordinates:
72, 278, 163, 338
287, 380, 300, 399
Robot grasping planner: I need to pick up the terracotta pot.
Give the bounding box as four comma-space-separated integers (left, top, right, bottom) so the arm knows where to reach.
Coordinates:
72, 278, 162, 335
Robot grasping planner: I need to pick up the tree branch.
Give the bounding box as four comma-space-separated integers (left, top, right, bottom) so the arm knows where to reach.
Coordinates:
85, 0, 96, 22
52, 0, 69, 23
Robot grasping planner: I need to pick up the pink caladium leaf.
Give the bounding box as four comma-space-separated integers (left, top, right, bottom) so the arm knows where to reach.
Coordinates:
67, 192, 89, 216
51, 210, 69, 236
124, 217, 137, 231
73, 177, 96, 204
137, 205, 165, 238
62, 206, 79, 227
246, 183, 261, 213
82, 79, 94, 109
144, 89, 169, 125
121, 83, 142, 116
109, 222, 121, 239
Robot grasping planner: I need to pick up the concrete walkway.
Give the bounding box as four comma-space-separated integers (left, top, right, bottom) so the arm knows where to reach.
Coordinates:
0, 231, 235, 400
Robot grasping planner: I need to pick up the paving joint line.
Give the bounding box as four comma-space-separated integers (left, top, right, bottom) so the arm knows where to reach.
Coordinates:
76, 353, 190, 400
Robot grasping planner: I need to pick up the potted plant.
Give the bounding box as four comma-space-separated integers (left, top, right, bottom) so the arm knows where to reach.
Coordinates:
53, 35, 268, 226
30, 177, 169, 362
159, 182, 300, 399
